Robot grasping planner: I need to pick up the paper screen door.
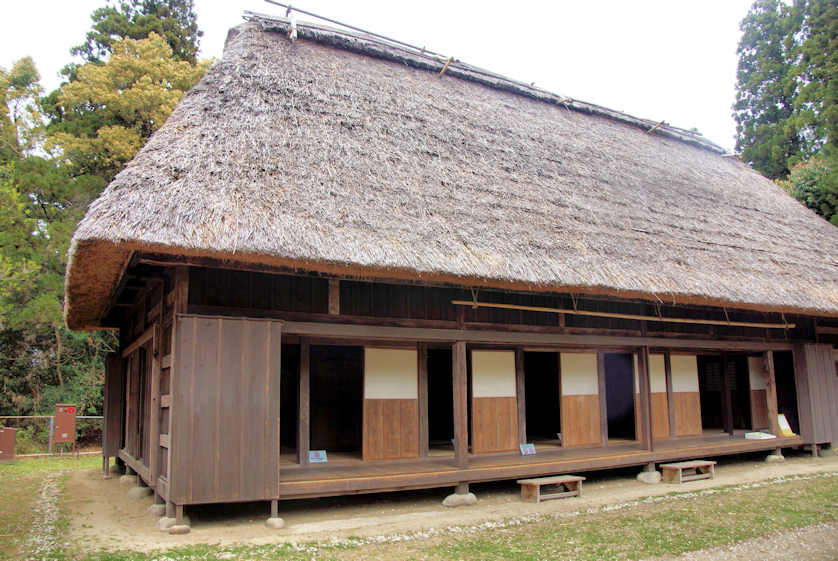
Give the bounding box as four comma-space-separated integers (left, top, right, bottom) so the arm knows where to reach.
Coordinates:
362, 347, 419, 460
560, 353, 601, 447
471, 350, 518, 454
671, 355, 702, 436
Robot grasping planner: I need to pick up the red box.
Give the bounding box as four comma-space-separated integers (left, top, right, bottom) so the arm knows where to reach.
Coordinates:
54, 404, 77, 444
0, 427, 17, 461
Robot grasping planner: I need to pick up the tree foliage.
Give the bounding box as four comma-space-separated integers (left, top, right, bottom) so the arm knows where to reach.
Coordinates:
0, 2, 209, 416
72, 0, 202, 64
734, 0, 838, 223
49, 33, 209, 180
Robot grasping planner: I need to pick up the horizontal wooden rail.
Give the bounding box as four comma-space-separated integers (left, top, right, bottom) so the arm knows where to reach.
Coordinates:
122, 325, 155, 357
451, 300, 795, 330
275, 318, 795, 351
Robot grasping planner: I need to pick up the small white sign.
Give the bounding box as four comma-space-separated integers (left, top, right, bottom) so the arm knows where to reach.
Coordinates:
519, 443, 536, 456
309, 450, 328, 463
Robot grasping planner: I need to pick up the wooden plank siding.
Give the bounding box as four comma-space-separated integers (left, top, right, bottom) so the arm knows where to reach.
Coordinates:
794, 344, 838, 445
108, 264, 838, 510
362, 399, 419, 460
103, 353, 124, 458
170, 315, 282, 505
183, 266, 812, 343
471, 397, 518, 454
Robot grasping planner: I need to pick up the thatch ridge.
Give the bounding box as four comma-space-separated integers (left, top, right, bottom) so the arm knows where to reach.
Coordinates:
65, 18, 838, 329
243, 12, 726, 154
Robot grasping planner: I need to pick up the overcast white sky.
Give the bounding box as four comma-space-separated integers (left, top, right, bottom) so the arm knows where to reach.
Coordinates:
1, 1, 754, 151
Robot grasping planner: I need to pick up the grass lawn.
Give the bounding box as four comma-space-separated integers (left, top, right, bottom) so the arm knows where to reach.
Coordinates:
3, 458, 836, 561
0, 456, 99, 561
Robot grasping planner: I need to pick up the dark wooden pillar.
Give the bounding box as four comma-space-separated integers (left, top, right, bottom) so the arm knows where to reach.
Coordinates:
597, 352, 608, 446
637, 347, 654, 451
721, 353, 734, 435
328, 279, 340, 315
297, 339, 310, 465
453, 341, 468, 467
515, 348, 527, 445
763, 351, 780, 437
664, 352, 676, 438
166, 266, 189, 516
418, 343, 429, 457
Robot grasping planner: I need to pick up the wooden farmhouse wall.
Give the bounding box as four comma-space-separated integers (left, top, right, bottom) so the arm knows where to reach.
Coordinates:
793, 344, 838, 446
170, 315, 282, 505
103, 353, 124, 459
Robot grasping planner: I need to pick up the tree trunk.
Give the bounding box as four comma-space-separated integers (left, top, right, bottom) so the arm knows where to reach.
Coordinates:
55, 325, 63, 387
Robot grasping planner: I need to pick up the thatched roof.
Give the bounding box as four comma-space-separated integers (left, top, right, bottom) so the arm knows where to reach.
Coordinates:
65, 15, 838, 329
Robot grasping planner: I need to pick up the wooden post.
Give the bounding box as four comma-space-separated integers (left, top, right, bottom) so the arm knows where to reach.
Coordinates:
597, 352, 608, 446
721, 353, 734, 435
297, 339, 310, 465
418, 343, 429, 457
763, 351, 780, 437
453, 341, 468, 468
328, 279, 340, 315
515, 348, 527, 445
167, 266, 188, 513
664, 352, 676, 438
637, 347, 654, 451
147, 325, 161, 491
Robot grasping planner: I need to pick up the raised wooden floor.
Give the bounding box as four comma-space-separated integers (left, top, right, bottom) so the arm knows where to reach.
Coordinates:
279, 433, 802, 499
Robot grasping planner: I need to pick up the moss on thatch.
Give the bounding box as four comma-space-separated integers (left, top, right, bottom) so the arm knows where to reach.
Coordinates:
65, 16, 838, 329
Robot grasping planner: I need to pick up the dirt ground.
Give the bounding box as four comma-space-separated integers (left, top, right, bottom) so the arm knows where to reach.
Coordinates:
64, 451, 838, 554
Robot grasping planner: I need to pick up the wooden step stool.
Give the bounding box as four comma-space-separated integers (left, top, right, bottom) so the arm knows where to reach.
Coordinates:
517, 475, 585, 502
660, 460, 717, 484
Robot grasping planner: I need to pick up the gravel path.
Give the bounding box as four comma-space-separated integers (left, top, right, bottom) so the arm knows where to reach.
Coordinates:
647, 521, 838, 561
23, 472, 64, 561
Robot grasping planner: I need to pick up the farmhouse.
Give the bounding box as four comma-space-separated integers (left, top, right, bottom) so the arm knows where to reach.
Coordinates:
65, 13, 838, 532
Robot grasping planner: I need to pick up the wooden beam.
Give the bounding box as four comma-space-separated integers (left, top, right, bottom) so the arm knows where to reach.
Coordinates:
418, 343, 429, 457
280, 320, 794, 352
121, 325, 155, 358
637, 347, 654, 450
297, 339, 311, 465
451, 300, 795, 330
664, 352, 676, 438
597, 352, 608, 446
721, 353, 734, 435
173, 267, 189, 314
328, 279, 340, 315
763, 351, 780, 437
453, 342, 468, 468
515, 348, 527, 445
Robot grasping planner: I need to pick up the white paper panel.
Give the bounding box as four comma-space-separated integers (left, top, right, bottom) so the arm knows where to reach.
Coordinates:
671, 355, 699, 392
364, 348, 418, 399
649, 354, 667, 393
560, 353, 598, 395
748, 357, 767, 390
472, 350, 516, 398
